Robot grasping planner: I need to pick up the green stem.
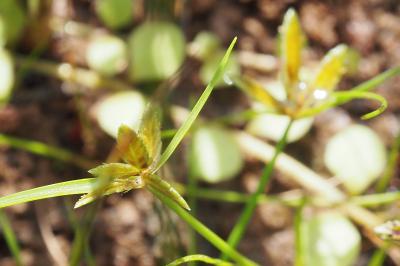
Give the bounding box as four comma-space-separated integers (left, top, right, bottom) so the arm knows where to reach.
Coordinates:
149, 187, 258, 266
350, 192, 400, 207
167, 254, 233, 266
0, 134, 95, 169
222, 120, 293, 258
0, 210, 22, 266
375, 131, 400, 192
294, 200, 306, 266
187, 170, 198, 265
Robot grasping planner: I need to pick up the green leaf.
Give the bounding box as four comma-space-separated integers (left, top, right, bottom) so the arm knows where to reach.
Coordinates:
155, 37, 237, 172
95, 0, 133, 30
94, 91, 147, 138
0, 211, 22, 266
199, 50, 240, 87
86, 34, 127, 76
189, 125, 243, 183
167, 254, 233, 266
246, 113, 313, 143
0, 0, 26, 45
0, 49, 14, 104
324, 125, 386, 194
297, 90, 387, 120
146, 175, 190, 211
0, 178, 96, 209
88, 163, 140, 178
302, 211, 361, 266
128, 21, 186, 82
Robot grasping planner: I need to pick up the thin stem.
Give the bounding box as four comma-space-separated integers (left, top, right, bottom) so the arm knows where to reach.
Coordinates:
149, 187, 258, 266
187, 169, 198, 265
0, 133, 96, 169
0, 210, 22, 266
376, 131, 400, 192
294, 200, 306, 266
222, 120, 293, 258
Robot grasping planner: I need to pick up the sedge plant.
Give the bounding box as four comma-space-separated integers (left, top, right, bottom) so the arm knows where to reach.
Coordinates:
0, 37, 257, 266
222, 8, 400, 260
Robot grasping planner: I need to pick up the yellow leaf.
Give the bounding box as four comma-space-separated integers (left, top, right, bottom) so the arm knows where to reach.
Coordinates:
139, 106, 162, 168
235, 76, 280, 110
117, 125, 151, 169
280, 8, 304, 89
311, 44, 348, 92
146, 174, 190, 211
88, 163, 140, 178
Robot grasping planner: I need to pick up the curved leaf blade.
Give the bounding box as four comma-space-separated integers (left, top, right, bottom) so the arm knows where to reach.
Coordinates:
154, 37, 237, 172
0, 178, 96, 209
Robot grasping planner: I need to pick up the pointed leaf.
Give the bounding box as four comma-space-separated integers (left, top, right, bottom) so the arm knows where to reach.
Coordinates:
88, 163, 140, 178
154, 37, 237, 172
234, 75, 281, 111
117, 125, 151, 168
280, 8, 304, 89
167, 254, 233, 266
139, 105, 162, 166
146, 175, 190, 211
311, 44, 348, 92
0, 178, 96, 209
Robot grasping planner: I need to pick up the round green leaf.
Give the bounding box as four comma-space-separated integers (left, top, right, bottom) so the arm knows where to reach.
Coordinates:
86, 34, 127, 76
93, 91, 147, 138
200, 51, 240, 87
190, 31, 221, 60
0, 49, 14, 103
324, 124, 386, 194
128, 21, 186, 82
190, 125, 243, 183
0, 0, 25, 46
302, 211, 361, 266
246, 113, 313, 143
95, 0, 133, 30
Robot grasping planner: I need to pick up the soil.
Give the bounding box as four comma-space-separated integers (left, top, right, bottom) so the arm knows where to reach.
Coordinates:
1, 0, 400, 265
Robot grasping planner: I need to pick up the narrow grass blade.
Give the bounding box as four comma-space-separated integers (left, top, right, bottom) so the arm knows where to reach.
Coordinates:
0, 178, 96, 209
154, 37, 237, 172
0, 210, 22, 266
376, 131, 400, 192
351, 66, 400, 92
294, 201, 306, 266
298, 91, 387, 120
0, 134, 95, 169
149, 186, 258, 266
167, 254, 233, 266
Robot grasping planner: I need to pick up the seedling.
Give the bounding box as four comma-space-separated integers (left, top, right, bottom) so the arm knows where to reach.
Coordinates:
76, 106, 190, 210
238, 8, 395, 121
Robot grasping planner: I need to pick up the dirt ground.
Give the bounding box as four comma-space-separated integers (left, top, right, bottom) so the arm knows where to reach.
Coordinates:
0, 0, 400, 265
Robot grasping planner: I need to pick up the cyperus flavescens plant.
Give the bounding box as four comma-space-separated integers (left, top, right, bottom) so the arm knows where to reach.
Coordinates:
74, 105, 190, 210
238, 8, 395, 120
222, 8, 400, 260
